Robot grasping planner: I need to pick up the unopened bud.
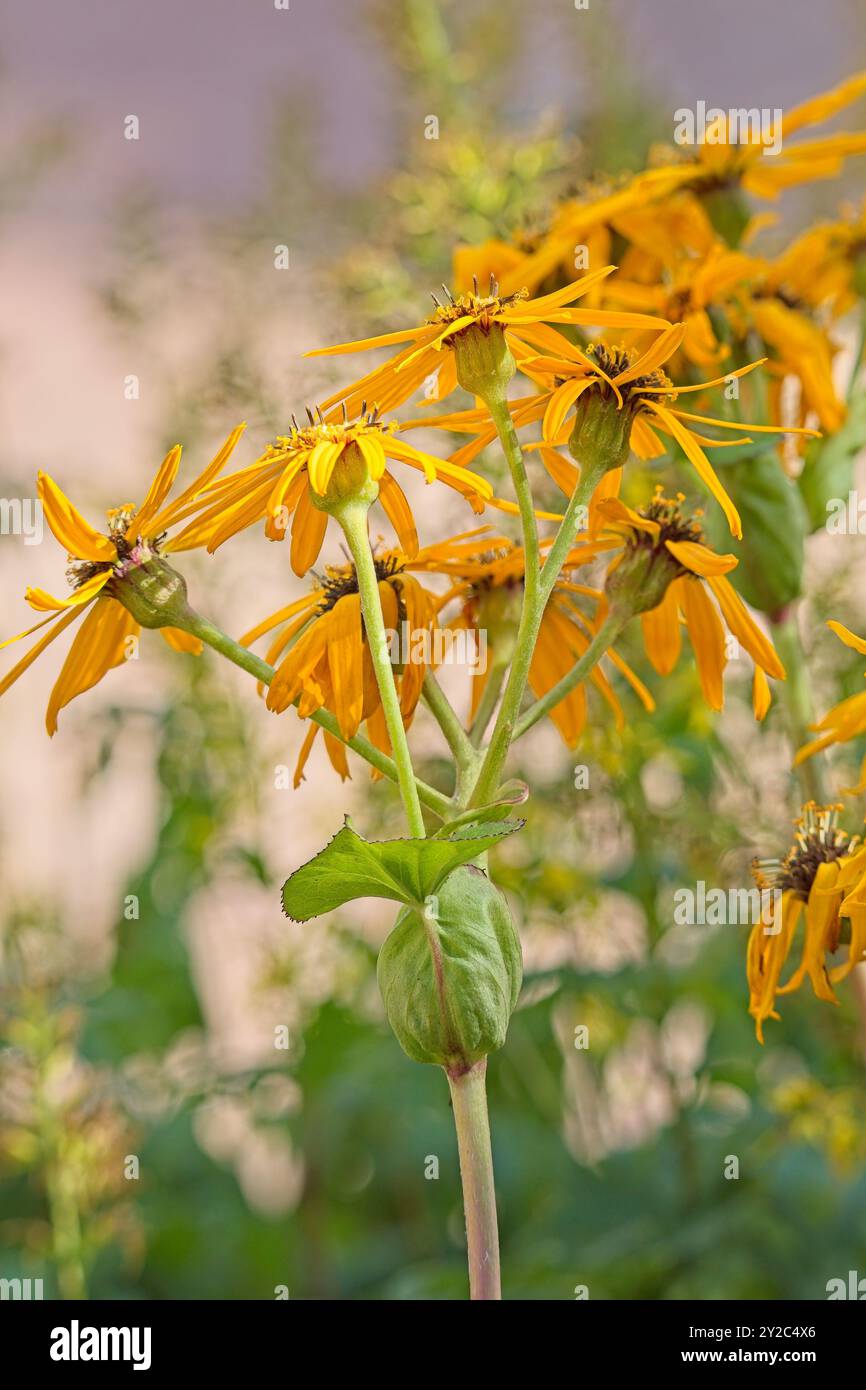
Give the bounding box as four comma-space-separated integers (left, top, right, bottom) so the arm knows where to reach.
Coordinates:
568, 391, 633, 473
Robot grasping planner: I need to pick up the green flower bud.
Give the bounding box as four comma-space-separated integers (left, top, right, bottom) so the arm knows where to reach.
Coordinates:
377, 866, 522, 1070
567, 390, 633, 473
452, 322, 516, 400
109, 553, 197, 631
604, 540, 682, 616
798, 394, 866, 534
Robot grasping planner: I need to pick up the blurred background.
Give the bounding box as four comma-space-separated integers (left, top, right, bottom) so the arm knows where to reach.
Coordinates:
3, 0, 866, 1300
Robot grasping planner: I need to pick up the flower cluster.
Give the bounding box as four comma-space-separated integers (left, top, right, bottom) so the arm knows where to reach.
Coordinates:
5, 66, 866, 1051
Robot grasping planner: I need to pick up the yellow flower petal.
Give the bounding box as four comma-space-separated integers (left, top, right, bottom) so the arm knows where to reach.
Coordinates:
37, 473, 117, 564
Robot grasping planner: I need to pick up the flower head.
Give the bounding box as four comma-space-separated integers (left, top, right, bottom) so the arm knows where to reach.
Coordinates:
0, 426, 245, 734
589, 490, 785, 715
748, 803, 866, 1042
305, 268, 669, 415
521, 323, 820, 537
172, 407, 498, 576
651, 69, 866, 202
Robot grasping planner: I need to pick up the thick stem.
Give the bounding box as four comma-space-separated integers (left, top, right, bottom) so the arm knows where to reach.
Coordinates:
183, 612, 451, 820
337, 503, 427, 838
446, 1060, 501, 1300
513, 609, 628, 741
770, 605, 827, 804
468, 452, 611, 809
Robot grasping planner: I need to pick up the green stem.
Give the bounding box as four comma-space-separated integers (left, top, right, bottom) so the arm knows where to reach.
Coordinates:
469, 656, 509, 746
446, 1060, 501, 1300
468, 452, 610, 809
422, 671, 474, 770
486, 395, 541, 592
770, 604, 827, 804
35, 1030, 87, 1300
337, 503, 427, 838
513, 609, 629, 741
847, 305, 866, 402
184, 612, 451, 821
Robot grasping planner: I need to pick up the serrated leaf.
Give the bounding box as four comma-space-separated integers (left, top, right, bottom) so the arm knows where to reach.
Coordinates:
282, 817, 524, 922
431, 782, 530, 839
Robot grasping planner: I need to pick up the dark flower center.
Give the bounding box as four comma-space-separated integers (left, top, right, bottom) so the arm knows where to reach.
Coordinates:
753, 803, 860, 900
588, 343, 673, 408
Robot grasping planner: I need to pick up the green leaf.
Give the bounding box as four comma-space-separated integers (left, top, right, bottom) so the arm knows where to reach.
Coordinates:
431, 782, 530, 839
703, 450, 806, 615
797, 392, 866, 533
282, 817, 524, 922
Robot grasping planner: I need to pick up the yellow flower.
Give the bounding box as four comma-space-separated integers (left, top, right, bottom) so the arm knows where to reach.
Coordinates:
490, 174, 677, 299
590, 491, 785, 716
240, 551, 439, 785
519, 323, 820, 537
171, 408, 501, 577
796, 622, 866, 785
746, 296, 846, 434
634, 69, 866, 204
0, 426, 245, 734
494, 71, 866, 298
304, 268, 669, 415
602, 243, 760, 367
748, 803, 866, 1042
603, 237, 847, 434
759, 201, 866, 317
409, 530, 654, 744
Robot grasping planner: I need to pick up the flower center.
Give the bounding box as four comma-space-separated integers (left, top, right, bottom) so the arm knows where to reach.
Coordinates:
66, 507, 163, 591
753, 803, 861, 900
265, 406, 391, 461
587, 343, 674, 408
619, 489, 705, 578
315, 553, 405, 612
428, 277, 528, 336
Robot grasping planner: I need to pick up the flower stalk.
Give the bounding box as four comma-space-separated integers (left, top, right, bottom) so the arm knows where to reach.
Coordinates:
513, 608, 630, 740
336, 500, 428, 838
468, 449, 612, 810
447, 1060, 501, 1300
770, 606, 827, 804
